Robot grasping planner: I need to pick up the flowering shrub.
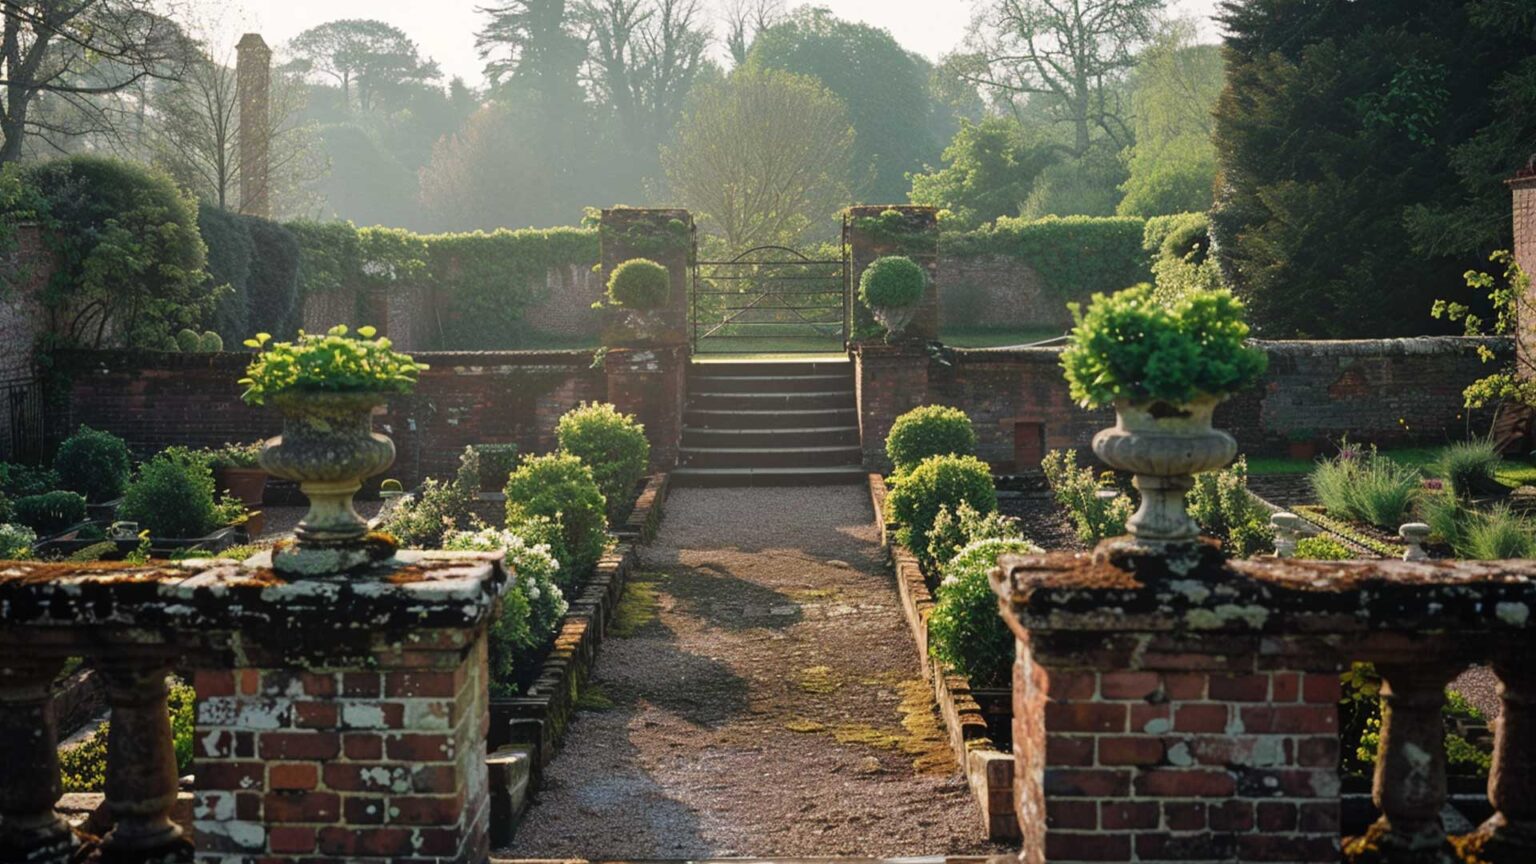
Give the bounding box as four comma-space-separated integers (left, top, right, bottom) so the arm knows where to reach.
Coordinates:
443, 527, 568, 696
0, 523, 36, 559
240, 325, 427, 405
557, 403, 649, 522
925, 500, 1021, 574
505, 453, 609, 580
929, 537, 1040, 688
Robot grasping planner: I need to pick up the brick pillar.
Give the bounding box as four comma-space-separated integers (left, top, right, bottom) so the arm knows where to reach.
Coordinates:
853, 341, 930, 470
236, 33, 272, 219
190, 552, 504, 864
605, 345, 685, 470
845, 205, 940, 343
599, 208, 693, 347
1512, 169, 1536, 373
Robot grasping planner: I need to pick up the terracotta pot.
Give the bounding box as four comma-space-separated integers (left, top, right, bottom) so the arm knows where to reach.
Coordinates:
259, 392, 396, 575
1092, 396, 1237, 545
215, 467, 268, 508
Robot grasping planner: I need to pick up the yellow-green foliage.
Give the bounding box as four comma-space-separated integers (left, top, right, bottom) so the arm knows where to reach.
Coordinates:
61, 678, 195, 792
941, 215, 1150, 302
612, 575, 662, 637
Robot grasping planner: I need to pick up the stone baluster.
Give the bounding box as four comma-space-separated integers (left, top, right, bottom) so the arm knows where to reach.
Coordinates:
0, 660, 73, 864
1368, 662, 1458, 856
1272, 512, 1304, 558
1471, 656, 1536, 858
99, 658, 186, 856
1399, 523, 1431, 562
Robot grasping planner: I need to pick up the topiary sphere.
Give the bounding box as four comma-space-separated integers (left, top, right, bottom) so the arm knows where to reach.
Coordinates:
885, 405, 977, 476
859, 255, 926, 309
176, 328, 201, 352
607, 258, 670, 309
199, 331, 224, 352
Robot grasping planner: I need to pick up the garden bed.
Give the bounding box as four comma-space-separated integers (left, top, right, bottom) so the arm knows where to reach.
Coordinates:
484, 471, 669, 841
868, 473, 1019, 842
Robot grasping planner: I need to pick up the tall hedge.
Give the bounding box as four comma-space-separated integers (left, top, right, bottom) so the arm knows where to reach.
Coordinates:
941, 215, 1151, 301
199, 204, 255, 341
246, 218, 301, 336
198, 204, 301, 343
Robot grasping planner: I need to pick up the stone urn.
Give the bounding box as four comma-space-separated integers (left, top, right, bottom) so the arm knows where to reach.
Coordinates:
1091, 396, 1237, 546
871, 304, 918, 338
259, 392, 397, 576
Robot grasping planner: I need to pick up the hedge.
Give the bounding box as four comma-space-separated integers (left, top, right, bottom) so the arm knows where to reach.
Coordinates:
940, 214, 1150, 301
198, 204, 302, 343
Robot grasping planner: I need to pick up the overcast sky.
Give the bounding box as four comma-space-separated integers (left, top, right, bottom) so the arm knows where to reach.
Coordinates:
200, 0, 1224, 85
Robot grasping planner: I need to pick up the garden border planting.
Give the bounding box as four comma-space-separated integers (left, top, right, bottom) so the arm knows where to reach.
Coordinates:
867, 472, 1018, 842
485, 471, 669, 842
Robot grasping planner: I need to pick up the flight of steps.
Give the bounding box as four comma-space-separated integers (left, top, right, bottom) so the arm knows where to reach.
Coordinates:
672, 359, 865, 487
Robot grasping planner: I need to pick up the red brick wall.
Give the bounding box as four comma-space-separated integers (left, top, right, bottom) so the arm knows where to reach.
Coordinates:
938, 254, 1064, 331
1018, 630, 1342, 864
857, 337, 1506, 471
1512, 173, 1536, 373
56, 349, 608, 487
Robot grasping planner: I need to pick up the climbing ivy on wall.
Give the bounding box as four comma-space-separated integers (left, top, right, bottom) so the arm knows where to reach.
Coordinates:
941, 215, 1151, 301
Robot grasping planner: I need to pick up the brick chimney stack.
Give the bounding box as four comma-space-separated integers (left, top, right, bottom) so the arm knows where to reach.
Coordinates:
236, 34, 272, 219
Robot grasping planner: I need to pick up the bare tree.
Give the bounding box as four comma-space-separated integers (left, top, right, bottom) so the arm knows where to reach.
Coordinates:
722, 0, 781, 66
964, 0, 1164, 154
0, 0, 191, 163
148, 46, 326, 218
662, 67, 853, 250
579, 0, 708, 146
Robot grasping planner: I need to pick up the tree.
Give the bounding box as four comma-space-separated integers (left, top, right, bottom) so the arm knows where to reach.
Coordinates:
1210, 0, 1536, 338
746, 7, 942, 202
662, 67, 854, 250
149, 48, 326, 218
908, 115, 1057, 227
1117, 22, 1222, 217
476, 0, 586, 104
722, 0, 781, 66
286, 19, 439, 113
965, 0, 1165, 155
578, 0, 709, 150
0, 0, 191, 163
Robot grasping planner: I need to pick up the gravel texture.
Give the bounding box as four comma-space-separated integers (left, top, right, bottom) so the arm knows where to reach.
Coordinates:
503, 486, 1004, 859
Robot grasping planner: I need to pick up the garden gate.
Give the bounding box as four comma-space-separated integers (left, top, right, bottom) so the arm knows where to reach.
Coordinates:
690, 232, 850, 354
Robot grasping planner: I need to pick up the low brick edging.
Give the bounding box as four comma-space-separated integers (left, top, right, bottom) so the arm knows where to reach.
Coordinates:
486, 473, 669, 840
868, 473, 1019, 841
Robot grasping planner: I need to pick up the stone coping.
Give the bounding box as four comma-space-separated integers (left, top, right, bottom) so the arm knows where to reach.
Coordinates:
0, 549, 508, 636
944, 334, 1510, 360
993, 542, 1536, 636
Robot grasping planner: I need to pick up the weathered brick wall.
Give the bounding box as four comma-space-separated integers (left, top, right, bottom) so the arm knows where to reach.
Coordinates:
55, 349, 608, 487
858, 337, 1507, 471
1018, 630, 1343, 864
1513, 173, 1536, 370
523, 262, 604, 339
192, 629, 492, 862
937, 254, 1065, 331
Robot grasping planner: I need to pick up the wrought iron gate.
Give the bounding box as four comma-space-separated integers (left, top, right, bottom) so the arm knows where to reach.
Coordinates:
690, 243, 849, 354
0, 376, 49, 463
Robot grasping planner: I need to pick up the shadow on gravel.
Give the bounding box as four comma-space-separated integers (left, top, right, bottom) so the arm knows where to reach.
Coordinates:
510, 698, 714, 858
663, 565, 805, 631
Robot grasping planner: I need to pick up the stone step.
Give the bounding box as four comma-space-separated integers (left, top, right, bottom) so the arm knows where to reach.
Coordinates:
688, 390, 854, 411
688, 359, 852, 378
685, 373, 853, 394
681, 425, 860, 449
684, 407, 858, 430
669, 466, 869, 487
678, 444, 864, 469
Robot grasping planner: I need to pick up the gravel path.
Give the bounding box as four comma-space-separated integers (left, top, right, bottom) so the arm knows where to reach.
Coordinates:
503, 486, 1004, 859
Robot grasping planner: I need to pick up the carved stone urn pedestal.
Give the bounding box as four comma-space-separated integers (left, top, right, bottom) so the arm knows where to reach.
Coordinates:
871, 304, 918, 338
259, 392, 397, 577
1091, 396, 1237, 548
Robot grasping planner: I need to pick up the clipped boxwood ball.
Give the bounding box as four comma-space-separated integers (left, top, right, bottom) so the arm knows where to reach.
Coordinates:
859, 255, 925, 309
199, 331, 224, 352
176, 328, 201, 352
607, 258, 670, 309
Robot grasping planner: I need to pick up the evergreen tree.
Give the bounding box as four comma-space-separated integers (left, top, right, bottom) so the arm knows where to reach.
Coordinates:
1211, 0, 1536, 337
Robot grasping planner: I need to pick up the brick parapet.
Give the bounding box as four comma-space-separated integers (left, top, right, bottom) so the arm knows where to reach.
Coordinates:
0, 551, 508, 863
846, 205, 940, 343
991, 543, 1536, 864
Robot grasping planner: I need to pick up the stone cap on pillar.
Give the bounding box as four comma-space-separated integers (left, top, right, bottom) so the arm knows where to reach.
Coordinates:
992, 542, 1536, 643
0, 550, 508, 664
236, 33, 270, 56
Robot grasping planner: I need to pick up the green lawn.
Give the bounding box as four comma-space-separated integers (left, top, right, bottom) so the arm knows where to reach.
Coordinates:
1246, 447, 1536, 489
939, 326, 1067, 348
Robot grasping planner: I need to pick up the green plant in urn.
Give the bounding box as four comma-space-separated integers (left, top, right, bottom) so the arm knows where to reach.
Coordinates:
241, 325, 427, 575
